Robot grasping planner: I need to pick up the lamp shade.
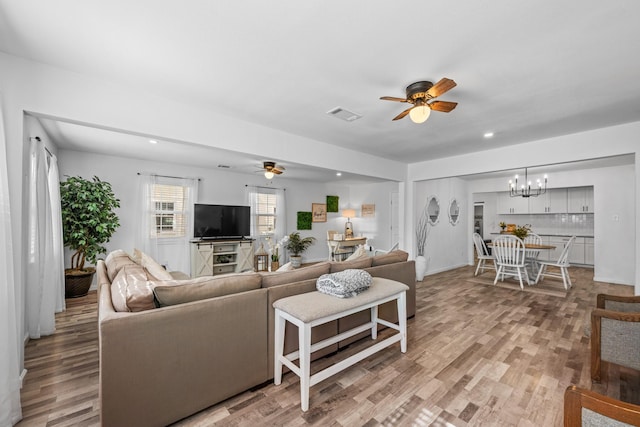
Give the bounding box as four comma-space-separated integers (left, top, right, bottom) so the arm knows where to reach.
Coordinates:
409, 105, 431, 123
264, 171, 275, 179
342, 209, 356, 218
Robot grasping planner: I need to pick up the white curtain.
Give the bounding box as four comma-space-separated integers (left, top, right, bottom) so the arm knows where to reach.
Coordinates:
136, 174, 198, 274
25, 138, 65, 339
0, 97, 23, 425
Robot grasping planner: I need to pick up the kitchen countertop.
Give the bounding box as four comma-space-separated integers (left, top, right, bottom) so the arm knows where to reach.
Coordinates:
489, 232, 594, 238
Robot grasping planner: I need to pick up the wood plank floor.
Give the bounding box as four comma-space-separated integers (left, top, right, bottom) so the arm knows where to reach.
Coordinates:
17, 265, 639, 426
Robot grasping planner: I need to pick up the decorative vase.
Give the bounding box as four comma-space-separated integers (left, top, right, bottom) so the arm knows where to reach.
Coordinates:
290, 256, 302, 268
271, 261, 280, 271
415, 255, 428, 281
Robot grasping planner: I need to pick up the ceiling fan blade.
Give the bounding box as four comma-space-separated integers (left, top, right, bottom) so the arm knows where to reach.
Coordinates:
392, 107, 413, 121
426, 78, 457, 98
429, 100, 458, 113
273, 168, 283, 175
380, 96, 410, 103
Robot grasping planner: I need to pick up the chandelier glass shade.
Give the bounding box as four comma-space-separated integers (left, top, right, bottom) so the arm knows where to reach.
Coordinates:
508, 168, 547, 198
264, 171, 275, 179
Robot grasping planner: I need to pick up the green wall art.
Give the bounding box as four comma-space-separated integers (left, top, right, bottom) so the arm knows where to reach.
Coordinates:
326, 195, 339, 212
297, 211, 312, 230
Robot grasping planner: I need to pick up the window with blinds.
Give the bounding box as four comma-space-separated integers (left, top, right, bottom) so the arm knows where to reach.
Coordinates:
151, 184, 186, 238
256, 191, 277, 236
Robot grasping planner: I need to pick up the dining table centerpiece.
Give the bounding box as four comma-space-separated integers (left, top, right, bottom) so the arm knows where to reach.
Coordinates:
513, 224, 531, 240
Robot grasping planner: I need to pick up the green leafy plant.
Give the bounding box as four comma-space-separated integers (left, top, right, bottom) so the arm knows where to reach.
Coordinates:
282, 232, 316, 256
297, 211, 312, 230
513, 224, 531, 240
499, 221, 507, 230
60, 176, 120, 271
326, 195, 339, 212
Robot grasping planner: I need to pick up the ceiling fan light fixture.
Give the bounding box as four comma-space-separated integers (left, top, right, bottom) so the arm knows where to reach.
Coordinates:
409, 105, 431, 123
264, 171, 275, 179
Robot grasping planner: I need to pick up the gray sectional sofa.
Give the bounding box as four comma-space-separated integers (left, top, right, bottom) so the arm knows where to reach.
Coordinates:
97, 250, 416, 427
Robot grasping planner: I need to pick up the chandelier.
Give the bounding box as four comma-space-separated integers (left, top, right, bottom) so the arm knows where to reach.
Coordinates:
508, 168, 547, 198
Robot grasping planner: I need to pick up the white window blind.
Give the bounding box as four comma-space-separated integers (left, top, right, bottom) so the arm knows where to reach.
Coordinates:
151, 184, 186, 238
256, 191, 277, 236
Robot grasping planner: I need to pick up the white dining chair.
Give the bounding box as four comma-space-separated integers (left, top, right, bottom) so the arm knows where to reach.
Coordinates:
535, 235, 576, 289
493, 235, 529, 290
472, 233, 495, 276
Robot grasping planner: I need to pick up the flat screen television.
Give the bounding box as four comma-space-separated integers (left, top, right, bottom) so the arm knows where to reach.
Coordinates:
193, 204, 251, 239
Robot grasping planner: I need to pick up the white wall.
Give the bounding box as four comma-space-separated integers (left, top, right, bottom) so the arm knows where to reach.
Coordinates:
57, 149, 400, 271
415, 177, 468, 274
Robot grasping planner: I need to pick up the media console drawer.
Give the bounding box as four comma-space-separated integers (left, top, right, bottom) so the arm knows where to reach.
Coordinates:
214, 244, 235, 253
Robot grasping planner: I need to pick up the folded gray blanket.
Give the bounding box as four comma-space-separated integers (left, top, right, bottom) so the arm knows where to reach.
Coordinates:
316, 269, 372, 298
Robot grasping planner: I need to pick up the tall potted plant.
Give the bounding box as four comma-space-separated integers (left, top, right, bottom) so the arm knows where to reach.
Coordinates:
282, 232, 316, 268
60, 176, 120, 297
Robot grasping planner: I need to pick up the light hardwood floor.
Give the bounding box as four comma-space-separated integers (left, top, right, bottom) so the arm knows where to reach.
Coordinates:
17, 265, 639, 426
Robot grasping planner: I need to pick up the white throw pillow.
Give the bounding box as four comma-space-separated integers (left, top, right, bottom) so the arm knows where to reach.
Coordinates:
276, 262, 294, 272
345, 245, 368, 261
138, 250, 174, 280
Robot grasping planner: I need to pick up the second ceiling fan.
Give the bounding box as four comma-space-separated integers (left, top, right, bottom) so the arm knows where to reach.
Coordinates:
380, 77, 457, 123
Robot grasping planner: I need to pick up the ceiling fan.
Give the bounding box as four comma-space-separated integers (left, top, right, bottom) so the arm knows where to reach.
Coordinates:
260, 161, 285, 179
380, 78, 458, 123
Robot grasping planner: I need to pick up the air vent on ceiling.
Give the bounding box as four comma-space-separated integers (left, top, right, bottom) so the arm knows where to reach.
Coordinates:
217, 164, 231, 169
326, 106, 362, 122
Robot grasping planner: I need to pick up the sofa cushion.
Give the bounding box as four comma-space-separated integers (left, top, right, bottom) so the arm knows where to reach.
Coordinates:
276, 262, 294, 272
110, 264, 156, 312
105, 250, 137, 282
153, 273, 263, 307
137, 250, 174, 280
345, 245, 368, 261
330, 257, 372, 273
260, 261, 331, 288
371, 250, 409, 266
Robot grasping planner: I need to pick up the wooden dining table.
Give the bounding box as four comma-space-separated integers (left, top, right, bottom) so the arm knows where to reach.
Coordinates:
487, 242, 556, 285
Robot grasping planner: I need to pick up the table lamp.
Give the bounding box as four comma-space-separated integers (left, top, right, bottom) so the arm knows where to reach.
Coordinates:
342, 209, 356, 238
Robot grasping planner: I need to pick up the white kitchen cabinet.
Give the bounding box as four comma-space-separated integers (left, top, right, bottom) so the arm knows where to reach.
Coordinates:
568, 237, 586, 264
584, 238, 594, 265
528, 188, 567, 214
497, 191, 529, 214
567, 187, 594, 213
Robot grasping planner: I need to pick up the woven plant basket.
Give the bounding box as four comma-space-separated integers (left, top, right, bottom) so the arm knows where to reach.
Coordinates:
64, 267, 96, 298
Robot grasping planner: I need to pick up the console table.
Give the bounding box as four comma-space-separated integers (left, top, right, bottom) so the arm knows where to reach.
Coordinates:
190, 240, 254, 278
273, 278, 408, 411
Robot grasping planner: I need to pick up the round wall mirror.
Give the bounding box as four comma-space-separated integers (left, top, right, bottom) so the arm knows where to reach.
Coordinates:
426, 196, 440, 225
449, 198, 460, 226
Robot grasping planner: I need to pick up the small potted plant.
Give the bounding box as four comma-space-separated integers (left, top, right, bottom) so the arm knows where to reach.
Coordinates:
282, 232, 316, 268
60, 176, 120, 297
499, 221, 507, 232
513, 224, 531, 240
270, 245, 280, 271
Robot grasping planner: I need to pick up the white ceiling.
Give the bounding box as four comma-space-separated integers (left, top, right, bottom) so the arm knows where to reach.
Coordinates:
2, 1, 640, 181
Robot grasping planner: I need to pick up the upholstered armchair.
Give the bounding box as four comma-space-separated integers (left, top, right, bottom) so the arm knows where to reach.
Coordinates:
564, 385, 640, 426
590, 293, 640, 383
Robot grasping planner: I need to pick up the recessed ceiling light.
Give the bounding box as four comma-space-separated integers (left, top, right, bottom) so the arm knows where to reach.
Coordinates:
483, 132, 494, 139
149, 139, 158, 144
336, 172, 342, 177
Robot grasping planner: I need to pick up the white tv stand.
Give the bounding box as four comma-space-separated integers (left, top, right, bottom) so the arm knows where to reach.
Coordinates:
190, 239, 254, 278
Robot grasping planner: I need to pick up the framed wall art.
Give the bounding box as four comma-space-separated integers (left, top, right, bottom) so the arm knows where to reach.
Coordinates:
361, 204, 375, 218
312, 203, 327, 222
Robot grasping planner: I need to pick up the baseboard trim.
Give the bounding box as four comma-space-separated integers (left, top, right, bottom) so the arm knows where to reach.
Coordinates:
426, 262, 469, 276
593, 276, 634, 286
